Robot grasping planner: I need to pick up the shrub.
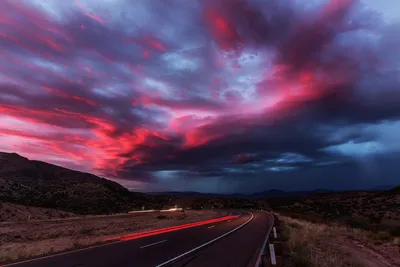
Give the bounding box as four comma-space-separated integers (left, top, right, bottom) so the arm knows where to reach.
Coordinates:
290, 242, 312, 267
346, 216, 372, 230
17, 251, 28, 259
288, 222, 302, 229
389, 226, 400, 237
72, 241, 82, 249
79, 228, 94, 236
374, 231, 393, 242
280, 224, 291, 242
48, 232, 62, 239
178, 214, 187, 220
0, 255, 12, 263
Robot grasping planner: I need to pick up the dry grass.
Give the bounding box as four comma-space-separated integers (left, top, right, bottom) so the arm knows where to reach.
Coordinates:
0, 202, 75, 222
0, 209, 222, 263
272, 192, 400, 236
279, 215, 399, 267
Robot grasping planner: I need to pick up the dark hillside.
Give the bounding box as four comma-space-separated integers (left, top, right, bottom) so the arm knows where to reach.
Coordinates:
0, 152, 142, 214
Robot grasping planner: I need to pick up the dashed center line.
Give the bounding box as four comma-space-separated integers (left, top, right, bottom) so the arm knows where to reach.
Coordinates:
207, 225, 215, 229
155, 212, 254, 267
140, 240, 168, 249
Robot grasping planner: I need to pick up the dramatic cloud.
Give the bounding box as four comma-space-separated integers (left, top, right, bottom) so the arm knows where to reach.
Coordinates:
1, 0, 400, 192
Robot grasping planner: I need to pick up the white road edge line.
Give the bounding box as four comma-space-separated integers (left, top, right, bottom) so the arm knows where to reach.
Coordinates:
155, 212, 254, 267
207, 225, 215, 229
140, 240, 168, 249
254, 212, 275, 267
228, 220, 231, 222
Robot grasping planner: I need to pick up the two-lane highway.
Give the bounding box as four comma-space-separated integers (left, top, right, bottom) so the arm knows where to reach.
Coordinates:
3, 211, 274, 267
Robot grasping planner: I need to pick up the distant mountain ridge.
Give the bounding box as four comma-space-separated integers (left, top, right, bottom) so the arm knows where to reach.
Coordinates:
149, 186, 396, 200
148, 191, 244, 197
370, 185, 397, 191
148, 189, 334, 199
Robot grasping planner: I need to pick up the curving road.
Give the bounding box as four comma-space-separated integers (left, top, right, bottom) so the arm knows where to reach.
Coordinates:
2, 211, 274, 267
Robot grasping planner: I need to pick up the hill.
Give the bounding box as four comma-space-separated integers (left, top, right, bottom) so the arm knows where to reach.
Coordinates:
0, 152, 148, 214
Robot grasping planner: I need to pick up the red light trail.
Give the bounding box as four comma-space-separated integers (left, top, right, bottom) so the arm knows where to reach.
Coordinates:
104, 215, 237, 242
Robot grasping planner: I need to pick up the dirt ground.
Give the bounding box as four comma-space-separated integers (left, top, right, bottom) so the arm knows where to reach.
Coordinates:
337, 230, 400, 267
0, 209, 222, 263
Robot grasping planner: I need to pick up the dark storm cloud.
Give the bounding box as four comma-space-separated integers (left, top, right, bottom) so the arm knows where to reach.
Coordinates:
116, 0, 400, 190
232, 153, 262, 164
1, 0, 400, 192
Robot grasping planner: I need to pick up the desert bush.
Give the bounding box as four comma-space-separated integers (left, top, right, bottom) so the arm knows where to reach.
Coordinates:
345, 216, 372, 230
178, 214, 187, 220
79, 228, 94, 236
374, 231, 393, 241
48, 232, 62, 239
389, 226, 400, 237
72, 241, 82, 249
290, 242, 312, 267
288, 221, 302, 229
280, 224, 291, 241
0, 255, 12, 263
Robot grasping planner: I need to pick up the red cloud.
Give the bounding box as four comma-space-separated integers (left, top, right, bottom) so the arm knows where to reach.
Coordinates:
204, 8, 242, 51
42, 87, 99, 106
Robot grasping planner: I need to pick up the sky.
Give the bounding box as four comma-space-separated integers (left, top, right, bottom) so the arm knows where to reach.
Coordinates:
1, 0, 400, 193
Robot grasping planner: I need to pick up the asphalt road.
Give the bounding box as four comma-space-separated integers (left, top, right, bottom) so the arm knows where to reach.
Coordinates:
3, 211, 274, 267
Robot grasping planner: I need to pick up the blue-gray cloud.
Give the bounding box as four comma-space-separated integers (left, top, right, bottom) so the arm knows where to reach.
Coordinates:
1, 0, 400, 192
